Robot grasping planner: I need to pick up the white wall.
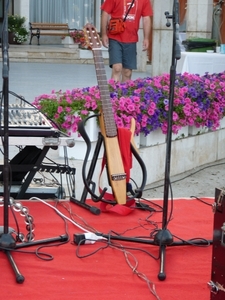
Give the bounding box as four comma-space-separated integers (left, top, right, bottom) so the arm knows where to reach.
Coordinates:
14, 0, 29, 28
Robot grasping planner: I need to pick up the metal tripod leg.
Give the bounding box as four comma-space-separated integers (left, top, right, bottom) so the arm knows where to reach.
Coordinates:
158, 245, 166, 280
1, 234, 69, 283
5, 250, 25, 283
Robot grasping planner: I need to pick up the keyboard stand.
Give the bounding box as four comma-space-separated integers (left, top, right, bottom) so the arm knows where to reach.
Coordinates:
16, 146, 49, 199
0, 145, 51, 199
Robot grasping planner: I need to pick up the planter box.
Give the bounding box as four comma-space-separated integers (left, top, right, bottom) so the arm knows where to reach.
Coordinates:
70, 115, 99, 142
59, 116, 141, 159
140, 127, 189, 147
61, 36, 79, 49
133, 135, 140, 149
140, 129, 166, 147
219, 117, 225, 129
172, 126, 188, 140
59, 139, 103, 160
188, 126, 208, 136
59, 115, 100, 160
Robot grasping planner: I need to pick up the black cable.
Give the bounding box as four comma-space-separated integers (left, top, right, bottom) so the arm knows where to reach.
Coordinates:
139, 198, 163, 212
172, 234, 211, 247
0, 246, 54, 260
75, 237, 159, 260
35, 239, 69, 261
190, 195, 214, 206
76, 239, 109, 258
33, 199, 71, 260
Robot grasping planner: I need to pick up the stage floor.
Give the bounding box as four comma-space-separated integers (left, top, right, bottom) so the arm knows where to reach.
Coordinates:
0, 197, 214, 300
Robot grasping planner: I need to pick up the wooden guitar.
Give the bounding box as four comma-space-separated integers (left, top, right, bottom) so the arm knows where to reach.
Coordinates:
83, 23, 134, 205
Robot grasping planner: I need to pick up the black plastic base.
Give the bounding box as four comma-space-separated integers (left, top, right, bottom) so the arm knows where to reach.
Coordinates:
154, 229, 174, 246
0, 233, 16, 248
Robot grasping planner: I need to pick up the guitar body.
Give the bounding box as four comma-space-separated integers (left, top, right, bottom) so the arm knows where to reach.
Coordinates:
98, 113, 127, 205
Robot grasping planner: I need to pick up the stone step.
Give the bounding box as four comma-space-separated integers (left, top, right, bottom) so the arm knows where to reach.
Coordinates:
0, 44, 109, 64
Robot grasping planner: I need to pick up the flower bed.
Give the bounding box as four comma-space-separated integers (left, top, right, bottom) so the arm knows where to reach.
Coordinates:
8, 14, 29, 44
69, 29, 85, 44
32, 72, 225, 137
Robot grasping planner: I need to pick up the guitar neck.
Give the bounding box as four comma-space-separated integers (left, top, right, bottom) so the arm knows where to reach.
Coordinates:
93, 49, 117, 137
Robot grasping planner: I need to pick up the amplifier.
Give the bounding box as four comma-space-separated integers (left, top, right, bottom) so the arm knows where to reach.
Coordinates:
209, 188, 225, 299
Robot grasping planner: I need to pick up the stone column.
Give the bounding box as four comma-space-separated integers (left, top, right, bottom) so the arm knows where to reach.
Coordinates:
151, 0, 173, 76
186, 0, 213, 39
137, 22, 149, 72
151, 0, 214, 76
137, 0, 153, 72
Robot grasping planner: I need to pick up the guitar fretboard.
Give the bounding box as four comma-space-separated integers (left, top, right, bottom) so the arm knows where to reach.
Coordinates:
93, 48, 117, 137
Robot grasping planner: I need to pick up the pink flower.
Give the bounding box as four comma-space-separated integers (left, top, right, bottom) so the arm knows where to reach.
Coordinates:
57, 106, 63, 113
32, 72, 225, 136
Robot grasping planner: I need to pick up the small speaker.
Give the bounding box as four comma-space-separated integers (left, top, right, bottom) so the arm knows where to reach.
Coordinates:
209, 188, 225, 299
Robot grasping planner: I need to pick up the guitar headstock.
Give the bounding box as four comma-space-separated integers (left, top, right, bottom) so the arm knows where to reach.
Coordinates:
83, 23, 102, 49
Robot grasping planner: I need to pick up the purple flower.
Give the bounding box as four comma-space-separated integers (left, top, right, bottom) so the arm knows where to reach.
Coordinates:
32, 72, 225, 135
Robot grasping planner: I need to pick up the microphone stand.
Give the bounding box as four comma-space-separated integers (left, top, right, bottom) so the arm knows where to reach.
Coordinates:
0, 0, 17, 248
154, 0, 181, 280
0, 2, 68, 283
0, 0, 25, 283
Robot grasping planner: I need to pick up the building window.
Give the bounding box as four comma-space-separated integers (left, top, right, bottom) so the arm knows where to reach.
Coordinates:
0, 0, 14, 34
29, 0, 98, 30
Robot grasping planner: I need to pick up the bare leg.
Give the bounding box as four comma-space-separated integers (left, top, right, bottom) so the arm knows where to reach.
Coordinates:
111, 63, 122, 82
122, 68, 132, 82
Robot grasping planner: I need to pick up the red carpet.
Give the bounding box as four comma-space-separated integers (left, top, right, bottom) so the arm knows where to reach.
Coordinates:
0, 197, 214, 300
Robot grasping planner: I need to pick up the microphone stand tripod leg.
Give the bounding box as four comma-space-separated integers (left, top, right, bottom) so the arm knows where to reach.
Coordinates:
158, 244, 166, 281
5, 250, 25, 283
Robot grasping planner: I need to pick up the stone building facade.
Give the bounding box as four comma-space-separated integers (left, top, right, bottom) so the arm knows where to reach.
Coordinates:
10, 0, 214, 75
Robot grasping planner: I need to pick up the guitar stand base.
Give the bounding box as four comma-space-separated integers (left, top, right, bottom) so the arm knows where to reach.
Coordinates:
99, 231, 212, 281
70, 196, 101, 215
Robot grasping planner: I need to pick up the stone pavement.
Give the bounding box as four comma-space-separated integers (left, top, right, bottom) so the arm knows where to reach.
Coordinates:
6, 61, 150, 103
142, 158, 225, 200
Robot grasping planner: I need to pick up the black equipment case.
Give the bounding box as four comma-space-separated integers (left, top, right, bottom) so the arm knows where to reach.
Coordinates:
209, 188, 225, 299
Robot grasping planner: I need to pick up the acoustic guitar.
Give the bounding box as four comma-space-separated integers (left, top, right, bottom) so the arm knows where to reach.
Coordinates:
83, 23, 135, 205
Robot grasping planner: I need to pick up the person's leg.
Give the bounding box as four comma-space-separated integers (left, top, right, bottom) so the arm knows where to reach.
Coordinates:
121, 42, 137, 82
111, 63, 123, 82
122, 68, 132, 82
108, 39, 123, 81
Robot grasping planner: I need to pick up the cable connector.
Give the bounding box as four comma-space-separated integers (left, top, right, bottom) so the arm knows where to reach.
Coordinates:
73, 232, 106, 245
